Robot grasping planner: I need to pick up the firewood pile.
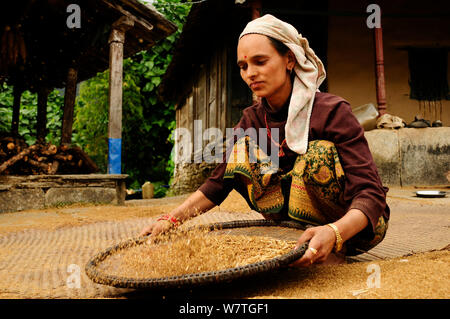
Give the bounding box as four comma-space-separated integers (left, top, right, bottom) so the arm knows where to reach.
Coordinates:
0, 136, 98, 175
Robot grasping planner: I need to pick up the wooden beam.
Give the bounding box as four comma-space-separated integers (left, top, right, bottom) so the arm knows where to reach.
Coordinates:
119, 0, 177, 33
374, 24, 387, 116
108, 17, 134, 140
36, 87, 50, 143
251, 0, 262, 19
250, 0, 262, 104
100, 0, 177, 46
61, 67, 78, 146
107, 16, 134, 174
11, 86, 23, 136
100, 0, 153, 34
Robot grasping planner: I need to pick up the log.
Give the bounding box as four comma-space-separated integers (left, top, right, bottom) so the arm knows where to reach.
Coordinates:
0, 136, 15, 142
36, 156, 47, 162
1, 136, 26, 152
0, 138, 98, 175
60, 145, 69, 152
69, 146, 99, 172
61, 67, 78, 145
36, 87, 50, 143
11, 86, 22, 136
107, 17, 134, 175
28, 158, 49, 171
48, 160, 59, 175
41, 144, 57, 156
0, 144, 40, 174
53, 154, 72, 162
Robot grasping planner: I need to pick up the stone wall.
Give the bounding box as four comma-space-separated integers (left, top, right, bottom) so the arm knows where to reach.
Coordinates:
0, 174, 127, 213
170, 127, 450, 195
365, 127, 450, 186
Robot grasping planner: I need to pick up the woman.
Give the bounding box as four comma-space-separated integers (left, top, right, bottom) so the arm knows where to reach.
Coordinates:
140, 15, 389, 267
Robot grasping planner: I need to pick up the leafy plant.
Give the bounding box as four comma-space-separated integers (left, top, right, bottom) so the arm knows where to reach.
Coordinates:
0, 83, 64, 145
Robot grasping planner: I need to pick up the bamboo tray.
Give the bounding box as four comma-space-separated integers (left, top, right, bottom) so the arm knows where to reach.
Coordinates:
85, 219, 309, 289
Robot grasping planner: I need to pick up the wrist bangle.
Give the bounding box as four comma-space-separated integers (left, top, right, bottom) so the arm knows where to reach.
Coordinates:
327, 223, 343, 252
157, 214, 181, 227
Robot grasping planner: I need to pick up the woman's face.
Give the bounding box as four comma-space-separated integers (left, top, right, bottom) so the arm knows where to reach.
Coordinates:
237, 34, 295, 106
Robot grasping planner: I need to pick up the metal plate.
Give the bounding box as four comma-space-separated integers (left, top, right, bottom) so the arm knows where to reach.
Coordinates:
415, 190, 447, 198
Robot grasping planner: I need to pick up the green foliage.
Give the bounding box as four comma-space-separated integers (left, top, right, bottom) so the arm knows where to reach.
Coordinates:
73, 69, 143, 174
73, 0, 191, 195
0, 83, 64, 145
153, 181, 170, 198
0, 0, 191, 198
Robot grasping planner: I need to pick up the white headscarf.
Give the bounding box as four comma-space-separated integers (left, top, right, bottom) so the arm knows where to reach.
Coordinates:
239, 14, 326, 154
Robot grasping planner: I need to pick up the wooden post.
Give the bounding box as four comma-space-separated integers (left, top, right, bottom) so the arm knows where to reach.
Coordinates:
11, 85, 23, 136
107, 17, 134, 174
61, 67, 78, 145
36, 87, 50, 143
251, 0, 262, 20
374, 18, 387, 116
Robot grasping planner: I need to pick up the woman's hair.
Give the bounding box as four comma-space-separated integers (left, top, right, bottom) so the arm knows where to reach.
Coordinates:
267, 36, 290, 56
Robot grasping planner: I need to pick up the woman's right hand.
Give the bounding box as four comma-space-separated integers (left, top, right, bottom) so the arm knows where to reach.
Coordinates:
138, 190, 215, 238
139, 219, 175, 238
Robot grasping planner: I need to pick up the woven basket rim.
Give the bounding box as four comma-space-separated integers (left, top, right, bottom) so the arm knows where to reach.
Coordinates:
85, 219, 309, 289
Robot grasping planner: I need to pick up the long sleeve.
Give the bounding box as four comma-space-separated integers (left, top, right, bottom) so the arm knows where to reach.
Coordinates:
319, 100, 389, 233
198, 92, 390, 232
197, 162, 230, 205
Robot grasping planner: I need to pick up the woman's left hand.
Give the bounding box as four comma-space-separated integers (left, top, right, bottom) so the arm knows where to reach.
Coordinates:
289, 225, 336, 267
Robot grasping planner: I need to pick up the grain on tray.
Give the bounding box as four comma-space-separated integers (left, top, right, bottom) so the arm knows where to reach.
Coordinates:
96, 228, 297, 279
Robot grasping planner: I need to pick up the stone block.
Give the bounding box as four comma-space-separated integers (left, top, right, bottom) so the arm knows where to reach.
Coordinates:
45, 187, 117, 206
0, 188, 45, 213
142, 182, 154, 199
398, 127, 450, 186
364, 129, 401, 185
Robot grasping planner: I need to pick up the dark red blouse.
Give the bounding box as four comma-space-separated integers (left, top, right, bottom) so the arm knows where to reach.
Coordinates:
198, 92, 390, 233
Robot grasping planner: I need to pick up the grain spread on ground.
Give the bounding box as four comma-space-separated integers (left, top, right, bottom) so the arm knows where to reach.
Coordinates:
96, 229, 297, 279
0, 189, 449, 299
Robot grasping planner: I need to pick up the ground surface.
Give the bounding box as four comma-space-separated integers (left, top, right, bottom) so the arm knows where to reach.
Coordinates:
0, 187, 448, 299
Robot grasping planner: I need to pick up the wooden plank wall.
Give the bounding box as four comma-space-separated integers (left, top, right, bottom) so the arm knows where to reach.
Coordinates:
175, 47, 228, 162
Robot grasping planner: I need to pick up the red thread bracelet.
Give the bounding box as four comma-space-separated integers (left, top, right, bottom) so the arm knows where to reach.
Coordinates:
157, 214, 180, 227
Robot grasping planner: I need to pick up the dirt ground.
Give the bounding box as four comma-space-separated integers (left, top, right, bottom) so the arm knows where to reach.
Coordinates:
0, 189, 448, 299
